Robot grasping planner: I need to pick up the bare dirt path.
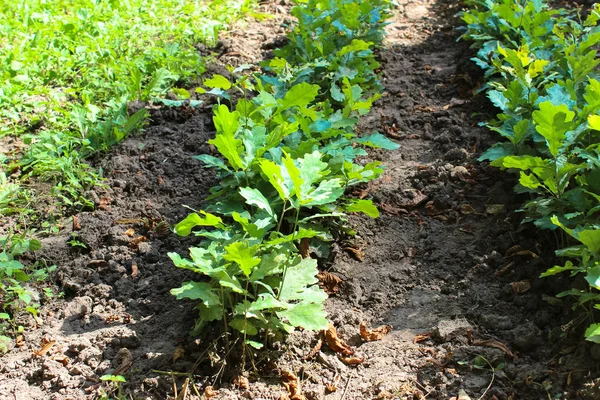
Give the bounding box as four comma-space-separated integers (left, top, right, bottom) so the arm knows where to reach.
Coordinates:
1, 1, 599, 400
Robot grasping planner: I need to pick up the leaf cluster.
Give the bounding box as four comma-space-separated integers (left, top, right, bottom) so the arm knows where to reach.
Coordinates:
460, 0, 600, 342
170, 0, 396, 350
0, 232, 54, 352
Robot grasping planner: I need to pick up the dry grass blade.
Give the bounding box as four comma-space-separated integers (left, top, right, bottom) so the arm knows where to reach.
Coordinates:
472, 339, 515, 360
175, 378, 189, 400
34, 340, 56, 357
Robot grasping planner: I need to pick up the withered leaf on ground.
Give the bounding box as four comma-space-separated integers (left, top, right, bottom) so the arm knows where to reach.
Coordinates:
72, 216, 81, 231
339, 355, 365, 365
460, 204, 476, 215
130, 235, 147, 249
51, 354, 70, 367
425, 200, 444, 216
98, 197, 112, 210
359, 321, 392, 342
486, 204, 505, 215
233, 375, 249, 389
34, 340, 56, 357
511, 280, 531, 294
131, 263, 139, 279
398, 191, 428, 209
323, 323, 354, 355
124, 228, 135, 237
113, 348, 133, 375
472, 338, 515, 360
172, 347, 185, 363
509, 250, 539, 259
379, 203, 409, 216
317, 271, 343, 295
504, 245, 522, 257
174, 378, 189, 400
204, 386, 216, 399
413, 332, 432, 343
303, 336, 323, 360
299, 238, 311, 259
325, 375, 340, 393
280, 370, 306, 400
104, 315, 120, 324
343, 246, 365, 261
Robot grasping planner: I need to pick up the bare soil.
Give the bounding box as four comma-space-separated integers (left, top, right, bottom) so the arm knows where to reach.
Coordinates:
1, 1, 600, 400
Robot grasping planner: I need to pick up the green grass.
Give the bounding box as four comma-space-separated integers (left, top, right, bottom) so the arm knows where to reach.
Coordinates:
0, 0, 258, 210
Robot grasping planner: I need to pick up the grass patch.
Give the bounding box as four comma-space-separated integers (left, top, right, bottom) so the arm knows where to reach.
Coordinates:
0, 0, 258, 210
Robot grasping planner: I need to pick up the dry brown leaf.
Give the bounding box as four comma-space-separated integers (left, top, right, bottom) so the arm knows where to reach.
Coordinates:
204, 386, 216, 399
73, 216, 81, 231
343, 246, 364, 261
175, 378, 189, 400
442, 98, 467, 110
124, 228, 135, 237
359, 321, 392, 342
172, 347, 185, 363
113, 348, 133, 375
104, 315, 120, 324
511, 280, 531, 294
413, 332, 432, 343
425, 200, 443, 216
323, 323, 354, 355
317, 271, 342, 295
130, 235, 147, 249
280, 370, 306, 400
339, 355, 365, 365
379, 203, 409, 216
34, 340, 56, 357
233, 375, 249, 389
398, 191, 428, 208
495, 261, 515, 277
131, 263, 139, 279
325, 375, 340, 393
299, 238, 311, 259
325, 383, 338, 393
154, 220, 171, 237
52, 354, 70, 366
99, 197, 111, 210
303, 336, 323, 361
510, 250, 539, 259
88, 259, 108, 268
472, 338, 515, 359
486, 204, 505, 215
15, 335, 25, 347
460, 204, 476, 215
504, 245, 522, 257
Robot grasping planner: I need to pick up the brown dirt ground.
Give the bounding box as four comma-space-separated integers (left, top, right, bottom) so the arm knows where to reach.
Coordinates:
1, 1, 600, 400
